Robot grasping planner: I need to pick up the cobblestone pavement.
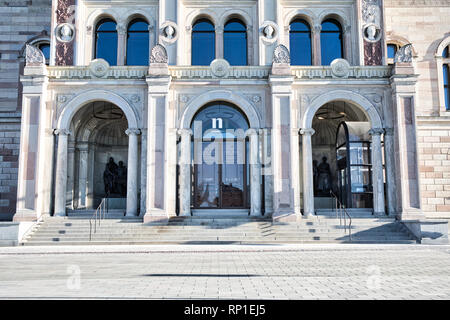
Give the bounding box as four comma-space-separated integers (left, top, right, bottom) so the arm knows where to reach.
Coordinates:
0, 244, 449, 299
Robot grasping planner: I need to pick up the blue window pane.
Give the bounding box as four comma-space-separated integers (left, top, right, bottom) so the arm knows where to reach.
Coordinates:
387, 44, 397, 59
445, 87, 449, 111
290, 20, 312, 66
320, 20, 343, 65
38, 43, 50, 61
224, 19, 247, 66
192, 19, 215, 65
126, 20, 149, 66
443, 46, 449, 58
444, 64, 449, 85
96, 19, 117, 66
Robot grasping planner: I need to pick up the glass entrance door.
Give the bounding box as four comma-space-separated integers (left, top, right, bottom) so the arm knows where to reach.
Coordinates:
191, 102, 250, 210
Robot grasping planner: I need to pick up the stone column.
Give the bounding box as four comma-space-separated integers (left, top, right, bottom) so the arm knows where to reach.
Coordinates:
178, 129, 192, 216
343, 25, 352, 63
383, 127, 397, 216
269, 72, 296, 221
247, 128, 262, 216
216, 26, 224, 59
117, 24, 127, 66
145, 74, 172, 223
77, 143, 89, 209
246, 25, 253, 65
54, 129, 70, 217
67, 141, 75, 210
125, 128, 141, 216
369, 128, 386, 216
140, 129, 147, 216
390, 62, 424, 220
300, 128, 315, 217
312, 25, 321, 66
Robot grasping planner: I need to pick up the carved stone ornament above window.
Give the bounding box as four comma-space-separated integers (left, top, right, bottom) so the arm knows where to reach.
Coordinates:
260, 21, 279, 45
331, 58, 351, 78
25, 44, 45, 66
160, 21, 179, 44
150, 44, 168, 64
272, 44, 291, 64
394, 44, 413, 63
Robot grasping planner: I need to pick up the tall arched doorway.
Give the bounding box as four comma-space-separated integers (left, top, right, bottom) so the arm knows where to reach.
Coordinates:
190, 102, 250, 213
64, 101, 141, 215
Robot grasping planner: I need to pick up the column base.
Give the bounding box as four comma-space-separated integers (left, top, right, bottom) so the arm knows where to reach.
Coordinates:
13, 209, 41, 222
272, 211, 302, 223
398, 208, 426, 221
143, 209, 169, 224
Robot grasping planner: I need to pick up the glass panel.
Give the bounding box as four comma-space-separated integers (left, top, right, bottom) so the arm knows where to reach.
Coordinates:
221, 141, 245, 207
445, 87, 449, 111
320, 20, 343, 65
443, 46, 449, 58
96, 20, 117, 66
126, 20, 149, 66
387, 44, 397, 59
350, 166, 372, 193
290, 20, 312, 66
349, 142, 370, 165
444, 64, 449, 85
192, 19, 215, 65
352, 193, 373, 209
224, 19, 247, 66
38, 43, 50, 61
195, 142, 220, 208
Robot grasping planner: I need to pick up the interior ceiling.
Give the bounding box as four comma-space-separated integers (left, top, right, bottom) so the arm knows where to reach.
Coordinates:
312, 101, 368, 145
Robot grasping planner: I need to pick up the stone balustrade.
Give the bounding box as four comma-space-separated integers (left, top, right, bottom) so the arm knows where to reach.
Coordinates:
45, 65, 392, 80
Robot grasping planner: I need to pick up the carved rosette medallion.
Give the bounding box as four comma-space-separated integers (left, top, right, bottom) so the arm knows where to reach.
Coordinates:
210, 59, 230, 78
331, 59, 350, 78
273, 44, 291, 64
89, 59, 110, 78
150, 44, 168, 64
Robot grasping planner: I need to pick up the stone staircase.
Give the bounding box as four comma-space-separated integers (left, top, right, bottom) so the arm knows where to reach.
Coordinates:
21, 215, 418, 245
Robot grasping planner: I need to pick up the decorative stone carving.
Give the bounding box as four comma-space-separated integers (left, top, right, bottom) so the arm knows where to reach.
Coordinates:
54, 128, 71, 136
56, 23, 75, 43
394, 44, 413, 63
55, 0, 75, 66
272, 44, 290, 64
125, 128, 141, 136
260, 21, 279, 44
180, 95, 189, 103
331, 58, 350, 78
150, 44, 168, 64
252, 95, 261, 103
363, 23, 381, 43
25, 44, 45, 66
362, 0, 383, 66
130, 95, 140, 103
89, 59, 110, 78
210, 59, 230, 78
160, 21, 179, 44
116, 24, 127, 35
57, 95, 67, 103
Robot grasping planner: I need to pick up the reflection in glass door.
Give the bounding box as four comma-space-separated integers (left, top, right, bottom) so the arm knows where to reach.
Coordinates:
191, 102, 250, 210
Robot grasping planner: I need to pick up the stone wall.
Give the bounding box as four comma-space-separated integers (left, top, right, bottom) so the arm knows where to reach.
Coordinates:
385, 2, 450, 218
0, 0, 51, 220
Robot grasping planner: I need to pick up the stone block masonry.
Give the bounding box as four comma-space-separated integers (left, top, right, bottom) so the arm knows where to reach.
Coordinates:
0, 1, 51, 220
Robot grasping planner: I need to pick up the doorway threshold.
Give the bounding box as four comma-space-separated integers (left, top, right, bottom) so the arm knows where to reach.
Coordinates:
192, 209, 249, 217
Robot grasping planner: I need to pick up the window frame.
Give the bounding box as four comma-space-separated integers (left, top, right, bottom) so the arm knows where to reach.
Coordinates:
191, 18, 216, 66
320, 19, 344, 66
223, 18, 248, 66
125, 18, 149, 66
289, 18, 312, 66
436, 37, 450, 115
94, 18, 118, 66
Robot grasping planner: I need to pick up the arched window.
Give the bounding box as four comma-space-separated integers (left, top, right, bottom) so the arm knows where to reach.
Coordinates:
224, 19, 247, 66
126, 19, 149, 66
320, 19, 343, 65
443, 46, 450, 110
95, 18, 118, 66
289, 19, 312, 66
192, 19, 215, 66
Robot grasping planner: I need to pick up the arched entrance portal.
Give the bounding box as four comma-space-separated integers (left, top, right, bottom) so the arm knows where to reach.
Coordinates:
190, 102, 250, 213
301, 91, 386, 217
54, 92, 141, 217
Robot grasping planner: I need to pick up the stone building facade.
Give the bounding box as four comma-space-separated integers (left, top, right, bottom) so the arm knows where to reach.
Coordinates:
1, 0, 449, 225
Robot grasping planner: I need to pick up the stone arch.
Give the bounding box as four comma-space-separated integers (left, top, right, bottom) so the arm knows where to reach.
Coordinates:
179, 90, 261, 129
57, 90, 139, 131
186, 9, 219, 28
436, 34, 450, 56
301, 90, 383, 129
219, 9, 252, 27
86, 9, 119, 29
285, 9, 316, 28
318, 10, 348, 28
123, 9, 154, 27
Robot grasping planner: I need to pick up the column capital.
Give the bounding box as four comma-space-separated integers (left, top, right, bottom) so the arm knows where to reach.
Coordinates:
54, 128, 71, 136
368, 128, 385, 136
177, 128, 193, 137
245, 128, 259, 137
313, 25, 322, 33
299, 128, 315, 136
116, 24, 127, 35
384, 127, 394, 136
125, 128, 141, 136
215, 26, 224, 33
76, 142, 89, 152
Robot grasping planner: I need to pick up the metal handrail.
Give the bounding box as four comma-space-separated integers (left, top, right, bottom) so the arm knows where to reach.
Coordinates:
89, 197, 108, 241
329, 190, 352, 241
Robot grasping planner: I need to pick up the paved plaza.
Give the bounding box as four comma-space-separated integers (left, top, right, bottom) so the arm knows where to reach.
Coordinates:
0, 244, 449, 299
